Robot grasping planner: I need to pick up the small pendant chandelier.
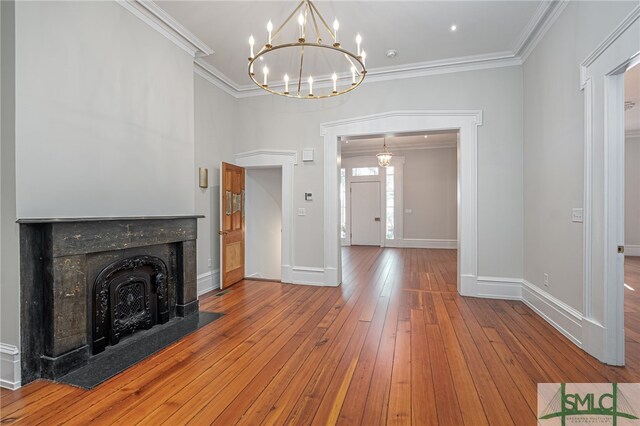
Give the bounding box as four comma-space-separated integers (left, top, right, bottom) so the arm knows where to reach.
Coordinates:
377, 137, 393, 167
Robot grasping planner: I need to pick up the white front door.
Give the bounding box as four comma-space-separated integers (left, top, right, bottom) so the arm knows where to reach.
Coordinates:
350, 181, 381, 246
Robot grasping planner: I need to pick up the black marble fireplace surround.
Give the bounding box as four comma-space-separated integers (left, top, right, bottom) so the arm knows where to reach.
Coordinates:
19, 216, 201, 384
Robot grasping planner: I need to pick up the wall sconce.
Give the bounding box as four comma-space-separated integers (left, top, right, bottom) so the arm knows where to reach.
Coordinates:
199, 168, 208, 188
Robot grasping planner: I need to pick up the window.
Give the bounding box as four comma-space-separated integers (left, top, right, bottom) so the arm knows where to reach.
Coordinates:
386, 166, 394, 239
352, 167, 379, 177
340, 168, 346, 239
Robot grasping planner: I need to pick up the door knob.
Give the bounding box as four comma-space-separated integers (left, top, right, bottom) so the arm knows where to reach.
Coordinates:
218, 230, 229, 236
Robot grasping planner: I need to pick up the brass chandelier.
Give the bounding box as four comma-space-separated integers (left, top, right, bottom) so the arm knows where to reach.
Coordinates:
247, 0, 366, 99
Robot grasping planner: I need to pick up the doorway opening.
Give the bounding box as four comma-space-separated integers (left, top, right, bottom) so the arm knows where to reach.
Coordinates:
623, 63, 640, 366
321, 110, 481, 295
339, 130, 459, 252
245, 167, 283, 281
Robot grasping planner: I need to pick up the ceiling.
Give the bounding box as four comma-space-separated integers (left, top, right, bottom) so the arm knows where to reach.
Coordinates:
625, 63, 640, 134
158, 0, 553, 92
341, 130, 458, 155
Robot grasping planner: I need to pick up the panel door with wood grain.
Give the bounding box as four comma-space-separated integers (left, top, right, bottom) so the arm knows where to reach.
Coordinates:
220, 162, 245, 288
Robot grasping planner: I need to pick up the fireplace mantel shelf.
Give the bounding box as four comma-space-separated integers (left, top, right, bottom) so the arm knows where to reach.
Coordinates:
16, 215, 205, 224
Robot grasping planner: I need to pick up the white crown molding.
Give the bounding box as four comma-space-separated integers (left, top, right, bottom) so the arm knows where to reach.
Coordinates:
192, 1, 571, 98
516, 0, 570, 62
194, 60, 240, 98
116, 0, 213, 58
116, 0, 566, 97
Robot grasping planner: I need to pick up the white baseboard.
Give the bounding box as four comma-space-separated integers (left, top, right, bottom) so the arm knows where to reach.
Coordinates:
476, 276, 522, 300
625, 245, 640, 256
0, 343, 21, 390
521, 280, 583, 347
290, 266, 329, 286
385, 239, 457, 249
197, 269, 220, 297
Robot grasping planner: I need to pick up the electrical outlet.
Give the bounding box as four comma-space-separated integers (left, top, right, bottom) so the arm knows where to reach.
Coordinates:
543, 273, 549, 287
298, 208, 306, 216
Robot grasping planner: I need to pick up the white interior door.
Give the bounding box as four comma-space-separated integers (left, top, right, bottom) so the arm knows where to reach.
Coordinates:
351, 181, 381, 246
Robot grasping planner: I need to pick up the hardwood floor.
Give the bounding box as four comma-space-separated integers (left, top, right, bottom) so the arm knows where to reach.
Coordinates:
2, 247, 640, 425
626, 256, 640, 363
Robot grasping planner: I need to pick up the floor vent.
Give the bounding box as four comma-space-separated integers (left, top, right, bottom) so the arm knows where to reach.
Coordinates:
214, 290, 232, 297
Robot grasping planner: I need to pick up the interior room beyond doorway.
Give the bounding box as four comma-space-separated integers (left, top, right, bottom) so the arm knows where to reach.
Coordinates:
340, 130, 459, 251
245, 167, 282, 281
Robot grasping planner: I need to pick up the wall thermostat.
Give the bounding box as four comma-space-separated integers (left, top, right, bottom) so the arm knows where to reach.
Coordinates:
305, 192, 313, 201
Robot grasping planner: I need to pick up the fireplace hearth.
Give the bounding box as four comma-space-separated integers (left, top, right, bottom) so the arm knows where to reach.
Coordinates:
19, 216, 202, 384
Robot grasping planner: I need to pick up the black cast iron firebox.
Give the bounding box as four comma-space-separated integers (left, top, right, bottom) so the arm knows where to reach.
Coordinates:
93, 255, 170, 354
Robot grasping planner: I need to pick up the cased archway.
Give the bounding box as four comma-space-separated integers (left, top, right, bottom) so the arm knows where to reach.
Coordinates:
320, 110, 483, 295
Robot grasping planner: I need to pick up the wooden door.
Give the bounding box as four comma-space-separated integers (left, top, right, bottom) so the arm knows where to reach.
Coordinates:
220, 162, 245, 288
350, 181, 381, 246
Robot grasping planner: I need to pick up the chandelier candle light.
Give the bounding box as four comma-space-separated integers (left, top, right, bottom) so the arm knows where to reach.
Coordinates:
247, 0, 366, 99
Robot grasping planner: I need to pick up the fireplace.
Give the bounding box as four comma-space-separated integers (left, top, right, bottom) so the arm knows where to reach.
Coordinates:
19, 216, 201, 384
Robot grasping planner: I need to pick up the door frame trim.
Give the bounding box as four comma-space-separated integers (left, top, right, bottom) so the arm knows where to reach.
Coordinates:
235, 150, 297, 284
321, 110, 482, 294
580, 4, 640, 365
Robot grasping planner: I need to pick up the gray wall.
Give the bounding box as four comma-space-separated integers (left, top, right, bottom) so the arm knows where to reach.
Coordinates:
14, 1, 196, 218
523, 1, 638, 312
626, 136, 640, 247
402, 147, 457, 240
1, 0, 21, 355
245, 168, 282, 280
235, 66, 524, 278
194, 74, 237, 292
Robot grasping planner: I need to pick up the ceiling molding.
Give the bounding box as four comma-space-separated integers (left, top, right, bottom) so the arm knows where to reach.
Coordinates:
194, 60, 242, 98
116, 0, 213, 58
148, 0, 570, 97
515, 0, 569, 62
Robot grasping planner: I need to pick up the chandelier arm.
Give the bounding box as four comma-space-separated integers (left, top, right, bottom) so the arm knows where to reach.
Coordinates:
343, 54, 362, 76
308, 5, 322, 43
307, 0, 336, 41
297, 44, 305, 95
271, 0, 305, 42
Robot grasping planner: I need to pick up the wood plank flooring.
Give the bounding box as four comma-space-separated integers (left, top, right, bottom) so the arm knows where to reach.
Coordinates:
2, 247, 640, 425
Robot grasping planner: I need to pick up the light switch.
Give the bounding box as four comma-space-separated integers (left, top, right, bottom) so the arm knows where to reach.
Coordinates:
572, 208, 583, 223
298, 208, 306, 216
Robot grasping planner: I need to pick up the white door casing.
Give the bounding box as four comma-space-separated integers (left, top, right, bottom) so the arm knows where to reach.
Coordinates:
580, 4, 640, 365
321, 110, 482, 294
234, 150, 297, 284
351, 181, 381, 246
